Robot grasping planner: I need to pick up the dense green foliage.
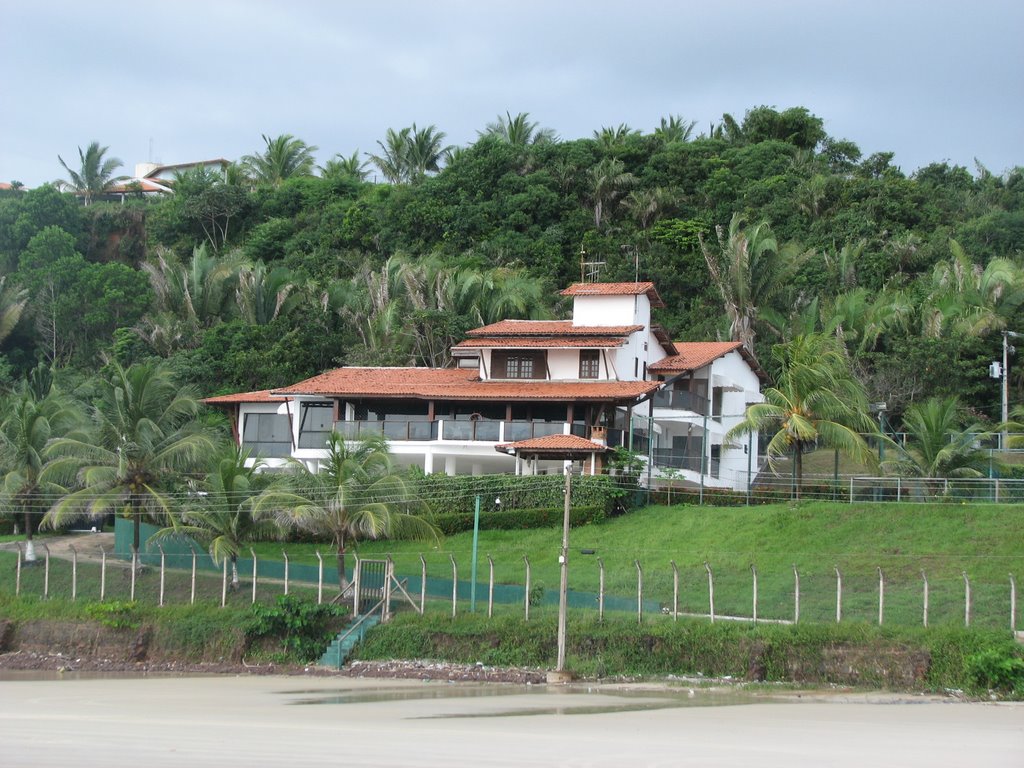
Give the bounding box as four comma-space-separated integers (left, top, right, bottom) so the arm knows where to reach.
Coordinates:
0, 109, 1020, 425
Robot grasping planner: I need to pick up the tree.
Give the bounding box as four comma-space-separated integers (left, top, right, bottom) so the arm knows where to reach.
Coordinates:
653, 115, 696, 145
57, 141, 127, 205
884, 397, 994, 478
726, 334, 878, 497
255, 433, 437, 591
699, 213, 810, 355
0, 368, 82, 561
41, 362, 216, 554
0, 274, 27, 345
241, 134, 318, 186
319, 151, 371, 181
236, 261, 302, 326
481, 112, 557, 146
153, 445, 279, 589
585, 158, 635, 229
369, 124, 449, 185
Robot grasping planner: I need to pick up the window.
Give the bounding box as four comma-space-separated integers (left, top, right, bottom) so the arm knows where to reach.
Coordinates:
298, 401, 333, 448
492, 351, 546, 379
579, 350, 600, 379
242, 413, 291, 458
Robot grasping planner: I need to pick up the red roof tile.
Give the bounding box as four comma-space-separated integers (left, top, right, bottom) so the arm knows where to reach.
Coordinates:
202, 389, 284, 405
454, 336, 628, 349
560, 282, 665, 307
272, 367, 659, 402
466, 320, 643, 337
496, 434, 609, 454
648, 341, 767, 382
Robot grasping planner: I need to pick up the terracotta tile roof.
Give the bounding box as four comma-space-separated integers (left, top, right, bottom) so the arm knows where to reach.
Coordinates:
560, 282, 665, 307
466, 320, 643, 337
454, 336, 628, 349
202, 389, 284, 405
496, 434, 609, 454
272, 367, 660, 402
648, 341, 768, 382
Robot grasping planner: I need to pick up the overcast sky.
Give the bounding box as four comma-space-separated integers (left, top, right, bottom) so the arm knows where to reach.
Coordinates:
2, 1, 1021, 188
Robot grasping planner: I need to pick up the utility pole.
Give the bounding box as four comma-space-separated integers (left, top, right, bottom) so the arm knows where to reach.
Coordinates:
1001, 331, 1020, 451
555, 468, 571, 677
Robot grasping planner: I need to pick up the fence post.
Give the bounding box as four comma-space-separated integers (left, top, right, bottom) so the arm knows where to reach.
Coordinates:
897, 477, 901, 502
671, 560, 679, 621
450, 554, 458, 618
15, 543, 22, 597
751, 564, 758, 624
523, 555, 531, 622
130, 549, 138, 602
70, 546, 78, 602
704, 562, 715, 623
792, 565, 800, 624
922, 570, 929, 628
352, 554, 361, 615
877, 567, 885, 626
848, 476, 854, 503
100, 548, 107, 601
1011, 574, 1017, 633
42, 544, 50, 599
315, 551, 323, 605
419, 555, 427, 614
249, 548, 258, 605
963, 571, 971, 628
158, 545, 166, 607
384, 556, 394, 622
190, 548, 198, 605
834, 566, 842, 623
221, 557, 228, 608
282, 551, 290, 596
635, 560, 643, 624
487, 555, 495, 619
598, 557, 605, 623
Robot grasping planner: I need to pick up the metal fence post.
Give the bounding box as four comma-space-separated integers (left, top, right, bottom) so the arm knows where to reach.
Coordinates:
282, 551, 290, 596
190, 548, 198, 605
963, 571, 971, 627
42, 544, 50, 599
635, 560, 643, 624
834, 566, 842, 623
922, 570, 929, 628
597, 557, 605, 623
704, 562, 715, 623
15, 543, 22, 597
100, 548, 107, 601
877, 567, 885, 626
250, 548, 258, 605
1010, 574, 1017, 632
487, 555, 495, 619
315, 551, 324, 605
751, 564, 758, 624
792, 565, 800, 624
130, 549, 138, 602
450, 554, 458, 618
70, 546, 78, 602
158, 545, 166, 607
419, 555, 427, 614
671, 560, 679, 621
523, 555, 531, 622
221, 557, 228, 607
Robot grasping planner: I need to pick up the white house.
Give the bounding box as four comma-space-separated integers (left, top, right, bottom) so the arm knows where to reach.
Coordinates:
205, 282, 765, 490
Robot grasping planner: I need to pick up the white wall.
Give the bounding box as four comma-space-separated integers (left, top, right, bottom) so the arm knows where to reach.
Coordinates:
571, 295, 640, 327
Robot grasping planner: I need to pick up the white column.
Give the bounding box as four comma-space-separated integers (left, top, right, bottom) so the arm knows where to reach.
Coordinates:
423, 450, 434, 475
472, 462, 483, 476
445, 456, 457, 476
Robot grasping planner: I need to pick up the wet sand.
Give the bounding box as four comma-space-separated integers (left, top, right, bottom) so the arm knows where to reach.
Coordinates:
1, 676, 1021, 767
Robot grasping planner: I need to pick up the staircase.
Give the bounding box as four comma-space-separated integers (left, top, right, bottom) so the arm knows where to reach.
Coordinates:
319, 614, 380, 669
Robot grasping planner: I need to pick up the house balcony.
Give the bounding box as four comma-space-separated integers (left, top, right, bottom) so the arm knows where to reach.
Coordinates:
296, 419, 586, 449
651, 389, 709, 416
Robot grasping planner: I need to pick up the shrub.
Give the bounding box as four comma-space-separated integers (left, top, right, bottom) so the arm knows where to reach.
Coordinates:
246, 595, 348, 662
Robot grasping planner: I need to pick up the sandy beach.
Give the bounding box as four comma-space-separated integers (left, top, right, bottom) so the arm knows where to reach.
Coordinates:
0, 674, 1021, 767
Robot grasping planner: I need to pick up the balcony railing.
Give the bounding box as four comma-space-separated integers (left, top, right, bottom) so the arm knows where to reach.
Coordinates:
651, 449, 720, 478
652, 389, 709, 415
310, 419, 570, 446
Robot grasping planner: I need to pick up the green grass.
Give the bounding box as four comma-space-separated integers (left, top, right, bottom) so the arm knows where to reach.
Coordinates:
254, 500, 1023, 630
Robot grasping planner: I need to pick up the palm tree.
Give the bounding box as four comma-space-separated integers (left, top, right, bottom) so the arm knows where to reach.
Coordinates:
593, 124, 641, 151
653, 115, 696, 145
241, 134, 318, 186
41, 362, 217, 554
481, 112, 557, 146
57, 141, 127, 205
699, 213, 811, 355
153, 445, 279, 590
0, 274, 28, 345
369, 124, 449, 185
884, 397, 994, 479
369, 127, 412, 184
726, 334, 878, 497
0, 371, 83, 562
235, 262, 302, 325
318, 151, 371, 181
585, 158, 636, 229
255, 433, 437, 591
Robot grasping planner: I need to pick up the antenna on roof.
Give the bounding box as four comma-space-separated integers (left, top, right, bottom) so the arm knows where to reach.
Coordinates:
580, 244, 605, 284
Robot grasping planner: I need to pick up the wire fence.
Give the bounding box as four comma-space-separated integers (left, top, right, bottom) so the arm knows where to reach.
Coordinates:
3, 541, 1017, 633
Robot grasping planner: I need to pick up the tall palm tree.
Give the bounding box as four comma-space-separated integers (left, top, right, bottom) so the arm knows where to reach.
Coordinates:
0, 274, 28, 345
726, 334, 878, 497
241, 134, 318, 186
41, 362, 217, 554
406, 123, 449, 181
236, 262, 302, 325
593, 124, 641, 151
653, 115, 696, 145
884, 397, 994, 479
57, 141, 127, 205
318, 151, 371, 181
481, 112, 557, 146
700, 213, 811, 355
153, 445, 280, 590
0, 371, 83, 562
255, 433, 436, 591
369, 127, 412, 184
585, 158, 636, 229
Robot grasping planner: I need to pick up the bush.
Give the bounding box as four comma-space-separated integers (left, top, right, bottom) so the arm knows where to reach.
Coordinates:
412, 474, 616, 517
966, 648, 1024, 694
426, 505, 605, 536
246, 595, 348, 662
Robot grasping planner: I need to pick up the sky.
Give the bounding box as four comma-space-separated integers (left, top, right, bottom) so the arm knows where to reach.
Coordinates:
2, 0, 1022, 188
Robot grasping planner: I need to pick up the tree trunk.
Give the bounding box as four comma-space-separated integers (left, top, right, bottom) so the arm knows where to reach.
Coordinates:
230, 556, 240, 591
794, 444, 804, 500
336, 546, 348, 593
23, 510, 36, 562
